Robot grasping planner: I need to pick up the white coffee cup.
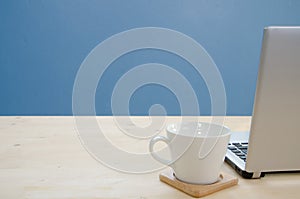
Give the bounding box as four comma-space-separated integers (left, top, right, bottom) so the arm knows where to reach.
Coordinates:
149, 122, 230, 184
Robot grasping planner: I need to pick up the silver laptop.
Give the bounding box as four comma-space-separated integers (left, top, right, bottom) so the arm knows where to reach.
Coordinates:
225, 26, 300, 178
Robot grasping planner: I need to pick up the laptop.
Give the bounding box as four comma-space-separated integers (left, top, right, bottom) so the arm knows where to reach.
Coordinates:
225, 26, 300, 179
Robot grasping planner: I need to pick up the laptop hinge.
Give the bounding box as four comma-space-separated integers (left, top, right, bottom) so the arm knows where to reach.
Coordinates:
252, 172, 262, 178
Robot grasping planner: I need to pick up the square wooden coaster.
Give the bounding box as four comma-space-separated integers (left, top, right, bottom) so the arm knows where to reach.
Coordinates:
159, 170, 238, 198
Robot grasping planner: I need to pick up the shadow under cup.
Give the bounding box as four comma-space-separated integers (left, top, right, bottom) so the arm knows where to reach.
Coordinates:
149, 122, 231, 184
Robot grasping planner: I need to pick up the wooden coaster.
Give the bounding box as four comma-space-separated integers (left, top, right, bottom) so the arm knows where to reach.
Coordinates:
159, 170, 238, 198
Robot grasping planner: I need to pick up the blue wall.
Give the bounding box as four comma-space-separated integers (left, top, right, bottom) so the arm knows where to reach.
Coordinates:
1, 0, 300, 116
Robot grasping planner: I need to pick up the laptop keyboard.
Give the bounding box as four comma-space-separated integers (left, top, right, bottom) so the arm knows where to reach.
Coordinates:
228, 142, 248, 162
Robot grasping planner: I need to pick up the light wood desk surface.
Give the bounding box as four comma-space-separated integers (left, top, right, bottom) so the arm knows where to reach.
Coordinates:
0, 116, 299, 198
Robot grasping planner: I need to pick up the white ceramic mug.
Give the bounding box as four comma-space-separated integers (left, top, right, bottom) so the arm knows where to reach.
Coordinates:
149, 122, 230, 184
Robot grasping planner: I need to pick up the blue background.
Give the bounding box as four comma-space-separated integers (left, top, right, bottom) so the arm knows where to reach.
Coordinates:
1, 0, 300, 116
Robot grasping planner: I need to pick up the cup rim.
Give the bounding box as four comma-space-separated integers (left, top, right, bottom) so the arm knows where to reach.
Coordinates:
166, 122, 231, 138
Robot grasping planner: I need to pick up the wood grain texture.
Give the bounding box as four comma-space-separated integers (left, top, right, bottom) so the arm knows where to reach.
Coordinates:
159, 169, 238, 198
0, 116, 299, 199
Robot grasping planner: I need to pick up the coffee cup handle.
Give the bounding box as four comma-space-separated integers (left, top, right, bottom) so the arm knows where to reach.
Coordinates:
149, 136, 171, 165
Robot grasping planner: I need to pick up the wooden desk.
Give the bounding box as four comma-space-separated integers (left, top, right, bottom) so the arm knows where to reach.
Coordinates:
0, 116, 299, 198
